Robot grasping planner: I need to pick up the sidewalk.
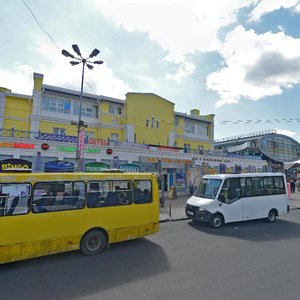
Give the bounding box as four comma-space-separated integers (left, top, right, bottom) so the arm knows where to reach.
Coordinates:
289, 190, 300, 210
159, 194, 190, 222
159, 191, 300, 222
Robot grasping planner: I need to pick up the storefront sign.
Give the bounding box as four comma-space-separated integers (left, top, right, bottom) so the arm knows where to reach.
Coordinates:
87, 138, 108, 146
0, 159, 32, 172
145, 157, 193, 165
57, 146, 101, 153
44, 160, 74, 172
85, 162, 109, 172
0, 142, 34, 149
149, 145, 183, 153
120, 164, 140, 172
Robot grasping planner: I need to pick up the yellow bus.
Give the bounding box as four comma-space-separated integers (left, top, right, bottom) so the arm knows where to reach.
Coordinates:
0, 171, 159, 264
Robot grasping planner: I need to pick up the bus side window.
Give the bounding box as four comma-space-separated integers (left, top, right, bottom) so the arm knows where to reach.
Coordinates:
0, 183, 30, 216
134, 180, 152, 204
33, 181, 85, 213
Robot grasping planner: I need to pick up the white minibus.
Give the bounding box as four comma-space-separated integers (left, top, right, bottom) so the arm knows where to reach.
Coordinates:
186, 173, 289, 228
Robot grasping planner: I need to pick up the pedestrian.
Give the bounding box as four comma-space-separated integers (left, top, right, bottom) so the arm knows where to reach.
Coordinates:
287, 181, 291, 198
290, 179, 296, 193
188, 180, 194, 196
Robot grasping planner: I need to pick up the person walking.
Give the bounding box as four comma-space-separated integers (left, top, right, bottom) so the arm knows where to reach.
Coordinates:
290, 179, 296, 193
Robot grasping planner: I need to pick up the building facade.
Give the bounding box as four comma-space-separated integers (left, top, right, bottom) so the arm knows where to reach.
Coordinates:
214, 129, 300, 173
0, 73, 268, 193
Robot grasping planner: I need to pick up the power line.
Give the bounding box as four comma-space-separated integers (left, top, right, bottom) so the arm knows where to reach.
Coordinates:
22, 0, 60, 50
21, 0, 101, 97
217, 118, 300, 125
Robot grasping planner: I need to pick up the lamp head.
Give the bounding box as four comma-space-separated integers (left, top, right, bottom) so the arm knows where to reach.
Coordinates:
86, 64, 94, 70
70, 61, 80, 66
72, 44, 82, 56
89, 48, 100, 58
62, 49, 75, 58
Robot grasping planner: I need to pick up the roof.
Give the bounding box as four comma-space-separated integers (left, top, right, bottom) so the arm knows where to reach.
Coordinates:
42, 84, 124, 104
203, 173, 285, 179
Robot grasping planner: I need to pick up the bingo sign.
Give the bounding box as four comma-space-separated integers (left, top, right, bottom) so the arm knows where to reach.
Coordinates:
0, 159, 32, 172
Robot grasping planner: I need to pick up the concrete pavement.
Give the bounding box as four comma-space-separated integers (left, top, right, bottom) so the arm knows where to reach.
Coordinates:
160, 191, 300, 222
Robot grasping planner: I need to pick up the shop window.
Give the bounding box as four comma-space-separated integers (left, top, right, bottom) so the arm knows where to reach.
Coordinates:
74, 103, 98, 118
42, 96, 71, 114
109, 104, 123, 115
53, 127, 66, 135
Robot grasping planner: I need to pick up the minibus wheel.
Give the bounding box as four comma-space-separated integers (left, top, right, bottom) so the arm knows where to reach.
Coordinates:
210, 213, 223, 228
80, 230, 107, 255
267, 209, 277, 223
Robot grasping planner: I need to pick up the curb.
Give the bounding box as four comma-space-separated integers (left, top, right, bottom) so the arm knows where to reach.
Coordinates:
159, 217, 190, 223
290, 206, 300, 210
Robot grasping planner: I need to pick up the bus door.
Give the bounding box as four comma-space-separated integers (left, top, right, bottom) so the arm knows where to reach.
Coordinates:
219, 178, 243, 223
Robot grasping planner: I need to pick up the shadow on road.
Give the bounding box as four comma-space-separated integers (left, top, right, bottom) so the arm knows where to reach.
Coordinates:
188, 215, 300, 243
0, 238, 170, 300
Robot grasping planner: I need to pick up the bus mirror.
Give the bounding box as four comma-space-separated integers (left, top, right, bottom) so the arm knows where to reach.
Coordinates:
219, 194, 225, 203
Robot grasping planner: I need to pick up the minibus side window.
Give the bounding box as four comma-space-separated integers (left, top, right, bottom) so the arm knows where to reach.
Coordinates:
134, 180, 152, 204
262, 177, 275, 195
240, 178, 252, 197
87, 180, 133, 208
251, 177, 264, 196
273, 176, 285, 194
32, 181, 85, 213
0, 183, 31, 216
219, 178, 241, 204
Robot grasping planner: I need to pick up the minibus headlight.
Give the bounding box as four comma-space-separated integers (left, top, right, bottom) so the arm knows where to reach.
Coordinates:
198, 205, 207, 212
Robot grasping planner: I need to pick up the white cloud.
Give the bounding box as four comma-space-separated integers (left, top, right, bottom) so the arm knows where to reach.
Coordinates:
249, 0, 300, 21
206, 26, 300, 106
0, 64, 34, 95
92, 0, 255, 57
275, 128, 297, 138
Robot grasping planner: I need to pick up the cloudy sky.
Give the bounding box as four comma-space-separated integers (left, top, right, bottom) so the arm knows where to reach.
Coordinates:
1, 0, 300, 141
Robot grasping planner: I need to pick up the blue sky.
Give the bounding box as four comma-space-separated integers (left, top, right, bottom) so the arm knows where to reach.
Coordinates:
1, 0, 300, 141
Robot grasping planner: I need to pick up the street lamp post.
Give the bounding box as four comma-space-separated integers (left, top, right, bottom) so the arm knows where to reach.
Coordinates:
62, 44, 103, 172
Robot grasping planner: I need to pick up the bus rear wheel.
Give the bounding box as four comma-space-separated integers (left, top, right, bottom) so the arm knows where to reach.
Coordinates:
267, 210, 277, 223
80, 230, 107, 256
210, 213, 223, 228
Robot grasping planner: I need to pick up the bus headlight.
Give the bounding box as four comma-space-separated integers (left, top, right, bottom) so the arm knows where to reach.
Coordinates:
198, 205, 207, 212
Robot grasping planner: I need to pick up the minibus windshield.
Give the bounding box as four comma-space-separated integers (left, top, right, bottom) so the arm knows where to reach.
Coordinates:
194, 178, 222, 199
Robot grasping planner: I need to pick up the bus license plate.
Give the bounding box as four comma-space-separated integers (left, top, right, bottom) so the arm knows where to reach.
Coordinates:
187, 210, 194, 216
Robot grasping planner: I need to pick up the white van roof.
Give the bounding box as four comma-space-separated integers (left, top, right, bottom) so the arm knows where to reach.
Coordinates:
203, 173, 285, 180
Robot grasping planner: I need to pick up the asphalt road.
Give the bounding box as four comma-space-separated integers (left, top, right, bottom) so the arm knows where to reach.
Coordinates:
1, 210, 300, 300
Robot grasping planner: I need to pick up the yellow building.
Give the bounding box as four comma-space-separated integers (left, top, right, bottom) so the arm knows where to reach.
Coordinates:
0, 72, 268, 192
1, 72, 215, 151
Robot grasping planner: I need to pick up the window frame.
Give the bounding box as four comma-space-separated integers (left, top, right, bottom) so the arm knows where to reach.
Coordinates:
32, 180, 85, 213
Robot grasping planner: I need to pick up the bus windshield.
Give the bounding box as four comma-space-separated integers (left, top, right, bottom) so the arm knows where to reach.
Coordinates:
194, 178, 222, 199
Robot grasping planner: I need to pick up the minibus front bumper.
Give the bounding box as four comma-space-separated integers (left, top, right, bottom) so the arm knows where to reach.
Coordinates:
185, 204, 212, 223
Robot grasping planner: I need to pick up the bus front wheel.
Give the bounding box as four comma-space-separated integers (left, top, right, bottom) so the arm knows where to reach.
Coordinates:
210, 213, 223, 228
80, 230, 107, 256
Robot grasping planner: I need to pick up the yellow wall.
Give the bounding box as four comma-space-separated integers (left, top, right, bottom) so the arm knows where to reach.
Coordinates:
3, 96, 32, 131
33, 73, 43, 92
125, 93, 174, 145
174, 113, 214, 150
